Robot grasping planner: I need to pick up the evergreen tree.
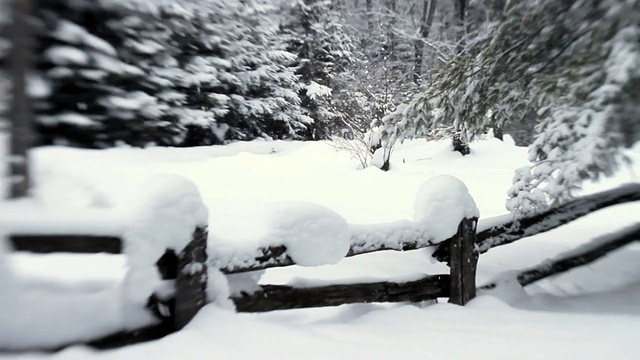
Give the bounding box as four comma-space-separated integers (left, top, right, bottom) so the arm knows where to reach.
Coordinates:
34, 0, 185, 147
377, 0, 640, 214
9, 0, 312, 148
280, 0, 355, 139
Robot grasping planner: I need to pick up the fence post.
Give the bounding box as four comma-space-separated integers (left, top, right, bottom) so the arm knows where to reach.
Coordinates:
449, 217, 478, 305
174, 226, 209, 330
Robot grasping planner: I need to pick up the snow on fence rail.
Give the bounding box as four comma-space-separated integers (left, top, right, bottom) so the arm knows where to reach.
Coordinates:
432, 183, 640, 263
0, 175, 209, 351
214, 175, 480, 274
230, 217, 478, 312
3, 174, 638, 352
219, 175, 481, 312
480, 222, 640, 291
215, 182, 640, 313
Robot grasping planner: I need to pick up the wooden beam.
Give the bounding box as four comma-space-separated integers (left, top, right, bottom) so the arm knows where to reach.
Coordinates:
86, 322, 172, 350
0, 322, 172, 353
232, 274, 450, 312
517, 223, 640, 287
174, 227, 208, 330
9, 234, 122, 254
433, 183, 640, 262
218, 226, 450, 274
448, 217, 478, 305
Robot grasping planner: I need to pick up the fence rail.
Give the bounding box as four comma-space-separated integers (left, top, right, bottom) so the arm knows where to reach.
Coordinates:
2, 226, 209, 351
10, 235, 122, 253
216, 221, 458, 274
4, 183, 637, 352
229, 217, 479, 311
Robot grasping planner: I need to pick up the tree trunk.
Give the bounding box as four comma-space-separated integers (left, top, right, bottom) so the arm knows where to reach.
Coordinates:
452, 133, 470, 155
493, 125, 503, 140
450, 0, 470, 154
366, 0, 373, 32
233, 275, 449, 312
7, 0, 34, 199
487, 0, 507, 18
385, 0, 397, 60
452, 0, 467, 50
413, 0, 438, 83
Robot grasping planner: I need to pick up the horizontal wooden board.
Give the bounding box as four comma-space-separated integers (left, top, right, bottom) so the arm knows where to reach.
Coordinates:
233, 274, 450, 312
9, 234, 122, 254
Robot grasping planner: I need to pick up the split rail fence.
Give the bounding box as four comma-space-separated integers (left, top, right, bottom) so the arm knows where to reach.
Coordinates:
2, 182, 639, 352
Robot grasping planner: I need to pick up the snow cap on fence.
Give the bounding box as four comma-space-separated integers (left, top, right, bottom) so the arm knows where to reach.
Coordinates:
264, 202, 350, 266
122, 174, 209, 313
413, 175, 479, 240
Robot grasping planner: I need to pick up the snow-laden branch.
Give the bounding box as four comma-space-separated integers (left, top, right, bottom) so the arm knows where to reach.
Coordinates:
433, 183, 640, 262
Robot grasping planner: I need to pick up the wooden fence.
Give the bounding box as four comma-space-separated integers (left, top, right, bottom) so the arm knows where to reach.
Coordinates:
1, 214, 478, 351
4, 226, 208, 350
3, 182, 638, 352
226, 217, 479, 312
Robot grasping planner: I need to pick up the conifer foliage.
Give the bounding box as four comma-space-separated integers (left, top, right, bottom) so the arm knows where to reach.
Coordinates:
280, 0, 356, 140
377, 0, 640, 215
10, 0, 311, 148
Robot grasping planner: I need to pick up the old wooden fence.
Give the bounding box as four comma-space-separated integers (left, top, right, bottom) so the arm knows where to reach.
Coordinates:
2, 183, 639, 352
4, 226, 207, 350
224, 216, 479, 312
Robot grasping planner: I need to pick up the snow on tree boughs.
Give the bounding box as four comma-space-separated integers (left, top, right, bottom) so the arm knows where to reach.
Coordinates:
24, 0, 314, 148
507, 1, 640, 216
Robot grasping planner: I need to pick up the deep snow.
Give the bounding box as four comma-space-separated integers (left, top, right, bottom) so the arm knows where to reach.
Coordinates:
1, 135, 640, 359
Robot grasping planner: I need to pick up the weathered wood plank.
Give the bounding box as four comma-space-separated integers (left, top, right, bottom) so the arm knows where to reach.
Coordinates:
0, 322, 171, 353
517, 223, 640, 287
232, 274, 450, 312
477, 184, 640, 253
478, 223, 640, 292
175, 226, 209, 330
156, 249, 178, 280
448, 217, 478, 305
433, 183, 640, 263
9, 235, 122, 254
218, 236, 450, 274
86, 322, 172, 350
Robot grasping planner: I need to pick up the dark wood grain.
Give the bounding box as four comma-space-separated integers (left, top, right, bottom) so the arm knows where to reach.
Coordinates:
233, 274, 450, 312
10, 235, 122, 254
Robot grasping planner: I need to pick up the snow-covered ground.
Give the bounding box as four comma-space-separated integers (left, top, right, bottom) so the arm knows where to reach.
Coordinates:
1, 136, 640, 359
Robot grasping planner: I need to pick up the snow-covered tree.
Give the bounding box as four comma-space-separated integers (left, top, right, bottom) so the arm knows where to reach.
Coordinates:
280, 0, 355, 139
506, 0, 640, 216
378, 0, 640, 213
25, 0, 313, 148
33, 0, 186, 147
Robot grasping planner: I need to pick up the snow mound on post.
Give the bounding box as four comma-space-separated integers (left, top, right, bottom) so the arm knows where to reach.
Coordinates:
263, 202, 349, 266
123, 174, 208, 315
413, 175, 479, 241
